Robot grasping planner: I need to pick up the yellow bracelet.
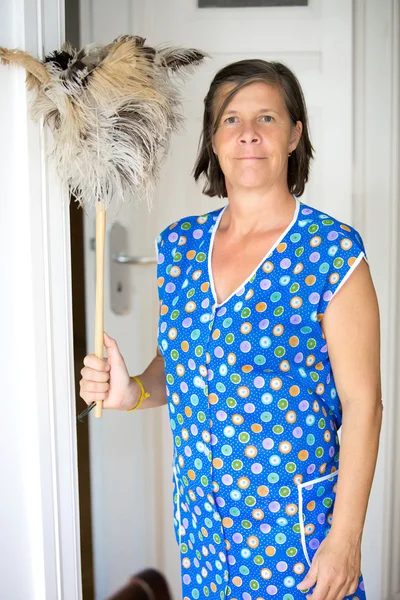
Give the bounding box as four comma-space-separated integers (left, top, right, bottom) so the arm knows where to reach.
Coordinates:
127, 375, 150, 411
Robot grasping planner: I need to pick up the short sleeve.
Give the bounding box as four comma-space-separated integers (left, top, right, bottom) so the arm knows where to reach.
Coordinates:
317, 225, 368, 316
154, 232, 164, 354
154, 231, 164, 300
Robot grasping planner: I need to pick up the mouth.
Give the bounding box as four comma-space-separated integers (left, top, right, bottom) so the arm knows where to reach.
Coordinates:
237, 157, 266, 160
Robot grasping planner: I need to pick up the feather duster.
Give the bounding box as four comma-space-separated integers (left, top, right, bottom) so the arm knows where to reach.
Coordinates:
1, 35, 209, 417
0, 35, 208, 215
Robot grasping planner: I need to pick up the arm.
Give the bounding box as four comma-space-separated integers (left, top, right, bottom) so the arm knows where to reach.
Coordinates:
297, 257, 383, 598
127, 345, 167, 410
322, 257, 382, 541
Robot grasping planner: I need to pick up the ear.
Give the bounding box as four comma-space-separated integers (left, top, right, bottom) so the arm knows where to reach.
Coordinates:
289, 120, 303, 153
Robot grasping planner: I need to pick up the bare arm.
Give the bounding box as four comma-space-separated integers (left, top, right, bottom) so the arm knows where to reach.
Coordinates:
321, 257, 383, 540
127, 345, 167, 410
296, 257, 383, 597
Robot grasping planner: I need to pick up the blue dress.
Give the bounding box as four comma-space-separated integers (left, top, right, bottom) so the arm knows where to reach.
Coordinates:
155, 195, 368, 600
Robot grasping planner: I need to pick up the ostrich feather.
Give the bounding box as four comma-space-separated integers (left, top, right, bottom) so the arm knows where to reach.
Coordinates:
0, 35, 209, 215
0, 46, 50, 89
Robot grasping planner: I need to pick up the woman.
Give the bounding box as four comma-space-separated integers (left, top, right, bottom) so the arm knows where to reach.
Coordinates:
80, 60, 382, 600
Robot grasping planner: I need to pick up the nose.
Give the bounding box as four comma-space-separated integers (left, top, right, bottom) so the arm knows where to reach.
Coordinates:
239, 122, 260, 144
239, 137, 259, 144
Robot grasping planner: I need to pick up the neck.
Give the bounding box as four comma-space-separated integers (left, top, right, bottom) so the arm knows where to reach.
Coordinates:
221, 186, 297, 236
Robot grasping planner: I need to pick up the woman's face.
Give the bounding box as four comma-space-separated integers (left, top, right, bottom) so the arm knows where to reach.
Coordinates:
212, 81, 302, 194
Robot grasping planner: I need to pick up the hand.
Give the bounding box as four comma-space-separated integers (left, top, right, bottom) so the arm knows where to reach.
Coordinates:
79, 331, 133, 411
296, 531, 362, 600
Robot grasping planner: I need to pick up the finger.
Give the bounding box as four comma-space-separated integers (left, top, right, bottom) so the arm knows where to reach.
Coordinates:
80, 367, 110, 382
103, 332, 121, 360
333, 578, 357, 600
347, 577, 361, 596
80, 380, 110, 393
330, 584, 350, 600
323, 583, 344, 600
83, 354, 109, 372
79, 391, 107, 404
306, 580, 331, 600
297, 568, 318, 592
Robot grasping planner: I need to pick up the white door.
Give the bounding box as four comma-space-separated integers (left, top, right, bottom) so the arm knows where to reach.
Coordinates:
81, 2, 363, 599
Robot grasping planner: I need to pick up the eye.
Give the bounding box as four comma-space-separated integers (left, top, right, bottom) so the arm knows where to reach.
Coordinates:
224, 116, 238, 124
260, 115, 274, 122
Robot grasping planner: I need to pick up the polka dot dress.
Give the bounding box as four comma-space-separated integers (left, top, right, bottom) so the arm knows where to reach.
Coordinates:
155, 195, 368, 599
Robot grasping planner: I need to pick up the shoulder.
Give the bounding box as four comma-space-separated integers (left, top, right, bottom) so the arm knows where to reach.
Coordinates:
156, 205, 225, 248
297, 200, 367, 258
295, 201, 369, 316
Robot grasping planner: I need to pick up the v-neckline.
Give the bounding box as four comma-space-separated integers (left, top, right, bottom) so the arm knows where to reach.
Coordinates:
207, 195, 300, 309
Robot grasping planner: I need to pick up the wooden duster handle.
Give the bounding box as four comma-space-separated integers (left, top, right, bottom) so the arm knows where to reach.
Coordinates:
94, 200, 106, 418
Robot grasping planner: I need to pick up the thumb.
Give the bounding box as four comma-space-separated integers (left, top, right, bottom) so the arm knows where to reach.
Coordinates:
103, 331, 122, 361
297, 563, 318, 591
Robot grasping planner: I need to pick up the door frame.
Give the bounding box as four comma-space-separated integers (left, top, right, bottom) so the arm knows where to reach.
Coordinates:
353, 1, 399, 597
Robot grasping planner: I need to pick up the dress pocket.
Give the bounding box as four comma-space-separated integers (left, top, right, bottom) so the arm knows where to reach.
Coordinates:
297, 469, 339, 567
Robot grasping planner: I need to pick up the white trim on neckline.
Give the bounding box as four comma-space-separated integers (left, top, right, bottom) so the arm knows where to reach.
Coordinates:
207, 195, 300, 309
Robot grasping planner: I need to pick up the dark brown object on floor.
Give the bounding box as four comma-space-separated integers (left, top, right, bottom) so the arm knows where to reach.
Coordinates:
107, 568, 174, 600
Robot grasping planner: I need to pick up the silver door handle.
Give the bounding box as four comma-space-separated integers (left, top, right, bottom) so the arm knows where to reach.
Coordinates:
112, 253, 157, 265
109, 221, 158, 315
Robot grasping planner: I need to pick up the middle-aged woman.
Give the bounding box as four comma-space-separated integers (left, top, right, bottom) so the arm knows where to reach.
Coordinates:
80, 60, 382, 600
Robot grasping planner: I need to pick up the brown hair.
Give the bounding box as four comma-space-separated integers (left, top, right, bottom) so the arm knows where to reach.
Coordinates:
192, 59, 315, 198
